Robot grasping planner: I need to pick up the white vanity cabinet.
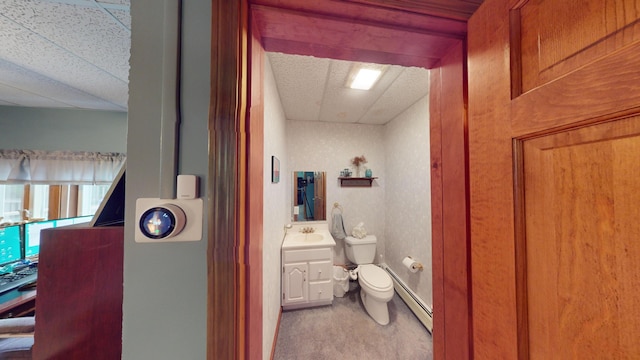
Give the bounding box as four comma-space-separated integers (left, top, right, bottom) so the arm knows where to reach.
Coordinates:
282, 246, 333, 310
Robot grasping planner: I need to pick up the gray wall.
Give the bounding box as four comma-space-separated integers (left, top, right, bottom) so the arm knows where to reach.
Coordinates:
0, 106, 127, 152
123, 0, 210, 359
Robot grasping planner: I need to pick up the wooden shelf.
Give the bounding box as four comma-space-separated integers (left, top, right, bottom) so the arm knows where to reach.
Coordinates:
338, 177, 377, 187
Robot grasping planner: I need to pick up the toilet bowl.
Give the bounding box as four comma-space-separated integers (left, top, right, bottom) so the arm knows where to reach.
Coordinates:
357, 264, 394, 325
344, 235, 394, 325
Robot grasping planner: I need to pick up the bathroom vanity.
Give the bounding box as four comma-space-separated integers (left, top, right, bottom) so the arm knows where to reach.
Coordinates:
281, 223, 335, 310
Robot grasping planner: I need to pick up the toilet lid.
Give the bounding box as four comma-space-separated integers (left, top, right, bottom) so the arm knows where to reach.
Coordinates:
359, 264, 392, 290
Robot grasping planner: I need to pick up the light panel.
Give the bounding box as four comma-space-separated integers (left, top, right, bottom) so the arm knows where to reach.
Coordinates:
346, 63, 387, 90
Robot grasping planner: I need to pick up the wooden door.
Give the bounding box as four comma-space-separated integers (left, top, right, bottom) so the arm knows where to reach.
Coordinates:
468, 0, 640, 358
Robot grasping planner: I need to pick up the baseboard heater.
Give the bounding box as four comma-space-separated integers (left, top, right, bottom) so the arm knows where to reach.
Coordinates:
382, 263, 433, 333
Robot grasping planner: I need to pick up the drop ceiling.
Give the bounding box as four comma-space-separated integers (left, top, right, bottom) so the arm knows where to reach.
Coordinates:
0, 0, 430, 124
267, 52, 429, 125
0, 0, 130, 111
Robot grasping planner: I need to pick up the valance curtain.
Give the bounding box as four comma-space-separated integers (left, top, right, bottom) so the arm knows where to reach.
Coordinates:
0, 150, 126, 184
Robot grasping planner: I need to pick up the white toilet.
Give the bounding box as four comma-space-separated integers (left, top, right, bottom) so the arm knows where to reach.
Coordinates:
345, 235, 394, 325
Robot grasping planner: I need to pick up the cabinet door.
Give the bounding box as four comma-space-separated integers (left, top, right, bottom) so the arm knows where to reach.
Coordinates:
283, 262, 308, 305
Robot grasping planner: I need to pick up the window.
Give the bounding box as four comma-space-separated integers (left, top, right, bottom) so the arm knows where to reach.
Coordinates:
78, 184, 111, 216
29, 185, 49, 220
0, 185, 24, 223
0, 183, 110, 223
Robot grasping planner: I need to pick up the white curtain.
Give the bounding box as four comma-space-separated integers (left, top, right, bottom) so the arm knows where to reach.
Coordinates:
0, 150, 126, 184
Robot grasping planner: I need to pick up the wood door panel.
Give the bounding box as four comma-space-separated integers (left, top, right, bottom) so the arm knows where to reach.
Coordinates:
519, 116, 640, 359
470, 0, 640, 358
341, 0, 483, 20
511, 40, 640, 136
514, 0, 640, 94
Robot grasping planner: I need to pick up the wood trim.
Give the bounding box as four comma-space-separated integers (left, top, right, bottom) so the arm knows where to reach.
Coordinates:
512, 139, 529, 360
48, 185, 61, 220
246, 9, 265, 359
430, 39, 471, 360
467, 0, 520, 356
341, 0, 481, 21
208, 0, 248, 359
511, 40, 640, 137
22, 185, 30, 221
68, 185, 79, 218
239, 2, 472, 359
251, 4, 462, 69
269, 309, 282, 360
429, 52, 445, 360
249, 0, 469, 37
509, 6, 522, 99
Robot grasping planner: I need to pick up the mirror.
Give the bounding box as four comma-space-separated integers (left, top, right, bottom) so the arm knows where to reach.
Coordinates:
292, 171, 326, 221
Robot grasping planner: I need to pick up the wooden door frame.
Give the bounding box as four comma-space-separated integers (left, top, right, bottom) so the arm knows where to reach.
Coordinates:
208, 1, 470, 358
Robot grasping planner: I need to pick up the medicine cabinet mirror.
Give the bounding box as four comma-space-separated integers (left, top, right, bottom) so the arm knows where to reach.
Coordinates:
292, 171, 326, 222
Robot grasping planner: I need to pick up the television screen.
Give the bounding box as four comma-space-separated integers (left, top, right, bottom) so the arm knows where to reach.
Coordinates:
0, 225, 22, 266
24, 220, 56, 258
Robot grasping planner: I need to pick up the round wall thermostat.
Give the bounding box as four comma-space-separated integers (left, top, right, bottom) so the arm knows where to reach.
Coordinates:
138, 204, 186, 239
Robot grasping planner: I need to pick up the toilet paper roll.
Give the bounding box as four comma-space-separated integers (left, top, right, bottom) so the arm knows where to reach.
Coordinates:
402, 256, 421, 273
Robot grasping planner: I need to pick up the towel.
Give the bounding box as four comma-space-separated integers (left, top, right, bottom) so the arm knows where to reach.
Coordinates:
330, 213, 347, 240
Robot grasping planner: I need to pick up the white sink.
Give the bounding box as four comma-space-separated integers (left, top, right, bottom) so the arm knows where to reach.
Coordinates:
289, 233, 324, 243
282, 229, 336, 249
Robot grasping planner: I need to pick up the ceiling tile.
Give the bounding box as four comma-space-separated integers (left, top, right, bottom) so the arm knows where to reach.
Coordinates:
0, 0, 129, 110
268, 52, 429, 126
360, 66, 429, 124
0, 58, 125, 110
268, 52, 330, 122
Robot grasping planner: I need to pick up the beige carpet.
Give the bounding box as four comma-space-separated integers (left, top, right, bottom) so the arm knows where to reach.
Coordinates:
273, 284, 433, 360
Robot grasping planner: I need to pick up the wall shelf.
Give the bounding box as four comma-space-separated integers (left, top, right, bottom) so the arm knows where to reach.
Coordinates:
338, 177, 377, 187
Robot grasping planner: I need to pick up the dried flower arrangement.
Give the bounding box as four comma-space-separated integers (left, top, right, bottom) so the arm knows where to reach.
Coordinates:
351, 155, 367, 167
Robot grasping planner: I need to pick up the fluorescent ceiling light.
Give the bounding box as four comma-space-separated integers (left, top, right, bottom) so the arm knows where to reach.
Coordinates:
347, 64, 386, 90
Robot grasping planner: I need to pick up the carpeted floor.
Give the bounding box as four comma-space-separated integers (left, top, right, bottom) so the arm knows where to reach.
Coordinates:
273, 284, 433, 360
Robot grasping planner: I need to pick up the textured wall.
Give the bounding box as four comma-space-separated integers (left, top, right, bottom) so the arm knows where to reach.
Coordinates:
287, 121, 386, 265
263, 55, 290, 359
383, 95, 432, 308
285, 94, 432, 309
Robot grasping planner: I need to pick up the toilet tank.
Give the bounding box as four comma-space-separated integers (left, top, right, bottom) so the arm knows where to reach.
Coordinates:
344, 235, 377, 264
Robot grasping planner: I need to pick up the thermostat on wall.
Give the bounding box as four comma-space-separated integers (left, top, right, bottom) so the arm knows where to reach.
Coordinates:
135, 198, 203, 242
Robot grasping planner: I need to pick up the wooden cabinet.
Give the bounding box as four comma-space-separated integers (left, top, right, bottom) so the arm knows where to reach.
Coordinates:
282, 247, 333, 310
33, 225, 123, 359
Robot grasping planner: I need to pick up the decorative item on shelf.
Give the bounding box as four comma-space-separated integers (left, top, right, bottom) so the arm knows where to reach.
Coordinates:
351, 155, 367, 178
365, 168, 372, 178
340, 168, 352, 177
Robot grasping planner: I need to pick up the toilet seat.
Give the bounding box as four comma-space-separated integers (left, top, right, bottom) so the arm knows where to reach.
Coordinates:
358, 264, 393, 292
